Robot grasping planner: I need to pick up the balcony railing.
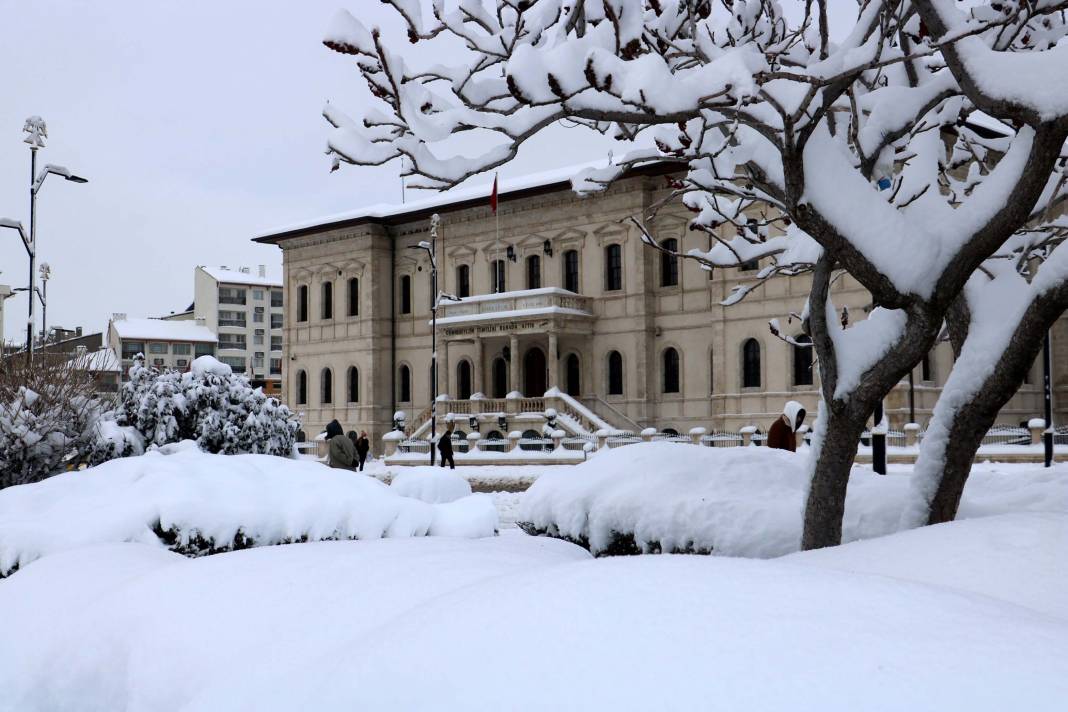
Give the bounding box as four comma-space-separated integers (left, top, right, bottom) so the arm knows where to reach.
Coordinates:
438, 287, 592, 323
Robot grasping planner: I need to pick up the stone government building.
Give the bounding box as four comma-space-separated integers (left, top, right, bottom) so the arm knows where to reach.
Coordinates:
253, 165, 1066, 451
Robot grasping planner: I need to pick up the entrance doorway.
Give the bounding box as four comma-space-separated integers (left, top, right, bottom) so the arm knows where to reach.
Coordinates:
491, 357, 508, 398
523, 347, 547, 396
565, 353, 580, 396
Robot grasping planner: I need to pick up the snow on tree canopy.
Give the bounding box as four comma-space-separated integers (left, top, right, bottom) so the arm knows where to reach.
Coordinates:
190, 355, 232, 377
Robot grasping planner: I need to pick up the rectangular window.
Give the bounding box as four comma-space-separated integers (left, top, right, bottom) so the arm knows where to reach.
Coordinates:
172, 343, 191, 355
218, 334, 247, 350
176, 358, 188, 368
148, 343, 167, 354
218, 310, 246, 327
153, 358, 165, 367
195, 343, 215, 358
271, 335, 282, 351
400, 275, 412, 314
604, 244, 622, 291
491, 260, 506, 293
220, 356, 246, 373
297, 285, 308, 322
219, 287, 246, 305
270, 358, 282, 375
254, 333, 264, 345
271, 290, 283, 308
254, 306, 265, 323
270, 313, 283, 329
252, 354, 265, 369
122, 341, 145, 359
253, 289, 264, 301
563, 251, 579, 293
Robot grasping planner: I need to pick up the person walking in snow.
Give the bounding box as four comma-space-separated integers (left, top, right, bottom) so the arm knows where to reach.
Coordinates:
324, 419, 357, 469
355, 431, 370, 471
437, 422, 456, 470
767, 400, 806, 452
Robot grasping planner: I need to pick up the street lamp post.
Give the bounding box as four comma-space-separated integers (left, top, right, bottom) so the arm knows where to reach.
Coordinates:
1042, 331, 1054, 468
9, 116, 88, 360
38, 262, 50, 343
409, 213, 460, 466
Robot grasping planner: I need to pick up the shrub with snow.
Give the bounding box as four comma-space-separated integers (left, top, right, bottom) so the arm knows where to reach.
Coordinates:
0, 354, 140, 489
390, 468, 473, 503
0, 444, 498, 577
118, 354, 299, 457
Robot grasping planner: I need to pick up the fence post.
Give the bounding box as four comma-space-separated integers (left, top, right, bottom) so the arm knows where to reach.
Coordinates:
904, 423, 921, 448
382, 431, 404, 458
640, 427, 657, 443
507, 430, 522, 453
1029, 418, 1046, 445
595, 428, 610, 450
689, 426, 707, 446
466, 431, 481, 454
551, 429, 565, 451
740, 425, 757, 447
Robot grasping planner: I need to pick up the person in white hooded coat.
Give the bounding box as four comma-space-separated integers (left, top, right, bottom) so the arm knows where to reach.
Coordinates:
767, 401, 806, 451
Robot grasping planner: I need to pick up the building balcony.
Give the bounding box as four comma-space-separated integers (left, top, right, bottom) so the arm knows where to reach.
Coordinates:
437, 288, 593, 336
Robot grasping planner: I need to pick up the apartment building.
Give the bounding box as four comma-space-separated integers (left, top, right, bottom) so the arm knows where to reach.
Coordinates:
193, 266, 284, 395
106, 315, 217, 379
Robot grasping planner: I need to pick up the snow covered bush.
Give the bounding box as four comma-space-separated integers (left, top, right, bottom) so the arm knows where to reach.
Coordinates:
118, 354, 299, 457
517, 442, 1068, 557
0, 354, 138, 489
324, 1, 1068, 548
0, 444, 499, 577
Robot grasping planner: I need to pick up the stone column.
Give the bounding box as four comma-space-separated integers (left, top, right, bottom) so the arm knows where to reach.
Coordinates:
473, 335, 484, 395
439, 337, 450, 398
509, 334, 520, 395
547, 332, 559, 391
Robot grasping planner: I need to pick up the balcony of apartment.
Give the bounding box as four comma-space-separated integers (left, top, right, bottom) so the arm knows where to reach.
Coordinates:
436, 287, 593, 338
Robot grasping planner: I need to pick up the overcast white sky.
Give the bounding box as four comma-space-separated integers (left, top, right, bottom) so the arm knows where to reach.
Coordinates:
0, 1, 854, 343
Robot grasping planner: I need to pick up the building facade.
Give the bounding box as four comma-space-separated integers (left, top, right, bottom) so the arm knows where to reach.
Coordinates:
254, 167, 1067, 449
106, 315, 217, 379
193, 266, 284, 394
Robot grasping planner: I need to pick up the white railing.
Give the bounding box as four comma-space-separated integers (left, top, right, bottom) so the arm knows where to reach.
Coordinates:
438, 288, 593, 322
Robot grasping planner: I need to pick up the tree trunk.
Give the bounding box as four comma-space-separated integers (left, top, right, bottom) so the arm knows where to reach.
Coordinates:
801, 402, 869, 550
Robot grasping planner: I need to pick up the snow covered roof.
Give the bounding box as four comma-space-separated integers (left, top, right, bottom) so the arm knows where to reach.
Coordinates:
200, 266, 281, 287
110, 318, 217, 343
253, 161, 676, 244
70, 347, 120, 373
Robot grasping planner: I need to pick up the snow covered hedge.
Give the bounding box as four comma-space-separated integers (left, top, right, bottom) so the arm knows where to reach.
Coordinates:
0, 442, 498, 577
118, 355, 299, 457
517, 442, 1068, 557
0, 354, 140, 489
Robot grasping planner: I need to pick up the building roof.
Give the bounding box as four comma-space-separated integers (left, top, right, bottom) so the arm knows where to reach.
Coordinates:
110, 318, 217, 343
71, 347, 121, 373
199, 266, 282, 287
252, 161, 677, 245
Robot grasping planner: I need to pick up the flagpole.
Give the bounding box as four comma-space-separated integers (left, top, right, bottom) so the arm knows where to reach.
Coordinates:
493, 173, 501, 293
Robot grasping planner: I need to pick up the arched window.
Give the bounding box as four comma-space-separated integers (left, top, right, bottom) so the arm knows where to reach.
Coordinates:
793, 335, 814, 386
491, 357, 508, 398
660, 239, 679, 287
347, 278, 359, 317
321, 368, 333, 404
296, 369, 307, 405
400, 275, 412, 314
742, 339, 761, 388
565, 354, 580, 396
491, 260, 506, 293
604, 244, 622, 291
457, 360, 472, 400
456, 264, 470, 298
321, 281, 333, 320
663, 348, 680, 394
563, 249, 579, 293
398, 364, 411, 403
347, 366, 359, 402
607, 350, 623, 396
297, 285, 308, 322
526, 255, 541, 289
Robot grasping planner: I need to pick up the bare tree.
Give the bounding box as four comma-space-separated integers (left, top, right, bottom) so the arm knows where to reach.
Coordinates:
321, 1, 1068, 548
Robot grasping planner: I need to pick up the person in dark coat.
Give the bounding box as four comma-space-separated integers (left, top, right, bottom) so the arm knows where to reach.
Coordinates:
767, 400, 806, 452
355, 431, 370, 471
324, 419, 357, 469
437, 422, 456, 470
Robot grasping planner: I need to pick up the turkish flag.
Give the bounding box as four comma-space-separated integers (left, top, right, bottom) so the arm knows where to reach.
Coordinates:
490, 174, 498, 214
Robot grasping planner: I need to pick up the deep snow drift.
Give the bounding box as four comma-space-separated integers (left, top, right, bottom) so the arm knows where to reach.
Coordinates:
0, 442, 498, 576
518, 442, 1068, 556
0, 513, 1064, 712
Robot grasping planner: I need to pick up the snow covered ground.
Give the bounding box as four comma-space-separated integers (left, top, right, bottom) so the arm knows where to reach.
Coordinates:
0, 513, 1064, 711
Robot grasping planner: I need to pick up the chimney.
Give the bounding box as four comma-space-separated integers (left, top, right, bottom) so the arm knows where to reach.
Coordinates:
240, 266, 250, 274
258, 264, 266, 278
112, 313, 127, 322
76, 326, 82, 336
195, 317, 206, 327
